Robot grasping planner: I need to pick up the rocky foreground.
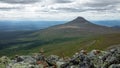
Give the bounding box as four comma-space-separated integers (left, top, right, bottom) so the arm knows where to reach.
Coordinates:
0, 48, 120, 68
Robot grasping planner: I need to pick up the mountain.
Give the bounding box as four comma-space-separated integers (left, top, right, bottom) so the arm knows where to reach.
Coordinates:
0, 17, 120, 57
37, 17, 119, 37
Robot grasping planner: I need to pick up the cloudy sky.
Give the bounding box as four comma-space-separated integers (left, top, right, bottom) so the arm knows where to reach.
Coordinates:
0, 0, 120, 20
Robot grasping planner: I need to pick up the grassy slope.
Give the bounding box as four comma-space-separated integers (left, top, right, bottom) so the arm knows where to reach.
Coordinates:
36, 33, 120, 57
1, 32, 119, 57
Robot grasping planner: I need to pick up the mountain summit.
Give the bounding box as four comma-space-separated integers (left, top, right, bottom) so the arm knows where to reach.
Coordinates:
68, 16, 90, 24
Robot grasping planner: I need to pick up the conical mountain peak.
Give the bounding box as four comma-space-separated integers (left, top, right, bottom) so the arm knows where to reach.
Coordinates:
68, 16, 89, 24
75, 17, 86, 21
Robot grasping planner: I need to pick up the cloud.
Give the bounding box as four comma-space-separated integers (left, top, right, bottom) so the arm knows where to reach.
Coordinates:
83, 0, 120, 7
0, 7, 23, 11
0, 0, 120, 20
0, 0, 41, 4
48, 0, 120, 13
82, 0, 120, 13
52, 7, 84, 12
53, 0, 73, 3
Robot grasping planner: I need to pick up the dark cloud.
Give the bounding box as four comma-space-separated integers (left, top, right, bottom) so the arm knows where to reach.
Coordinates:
84, 0, 120, 7
85, 5, 116, 11
52, 7, 85, 12
54, 0, 73, 3
0, 7, 23, 11
0, 0, 41, 4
